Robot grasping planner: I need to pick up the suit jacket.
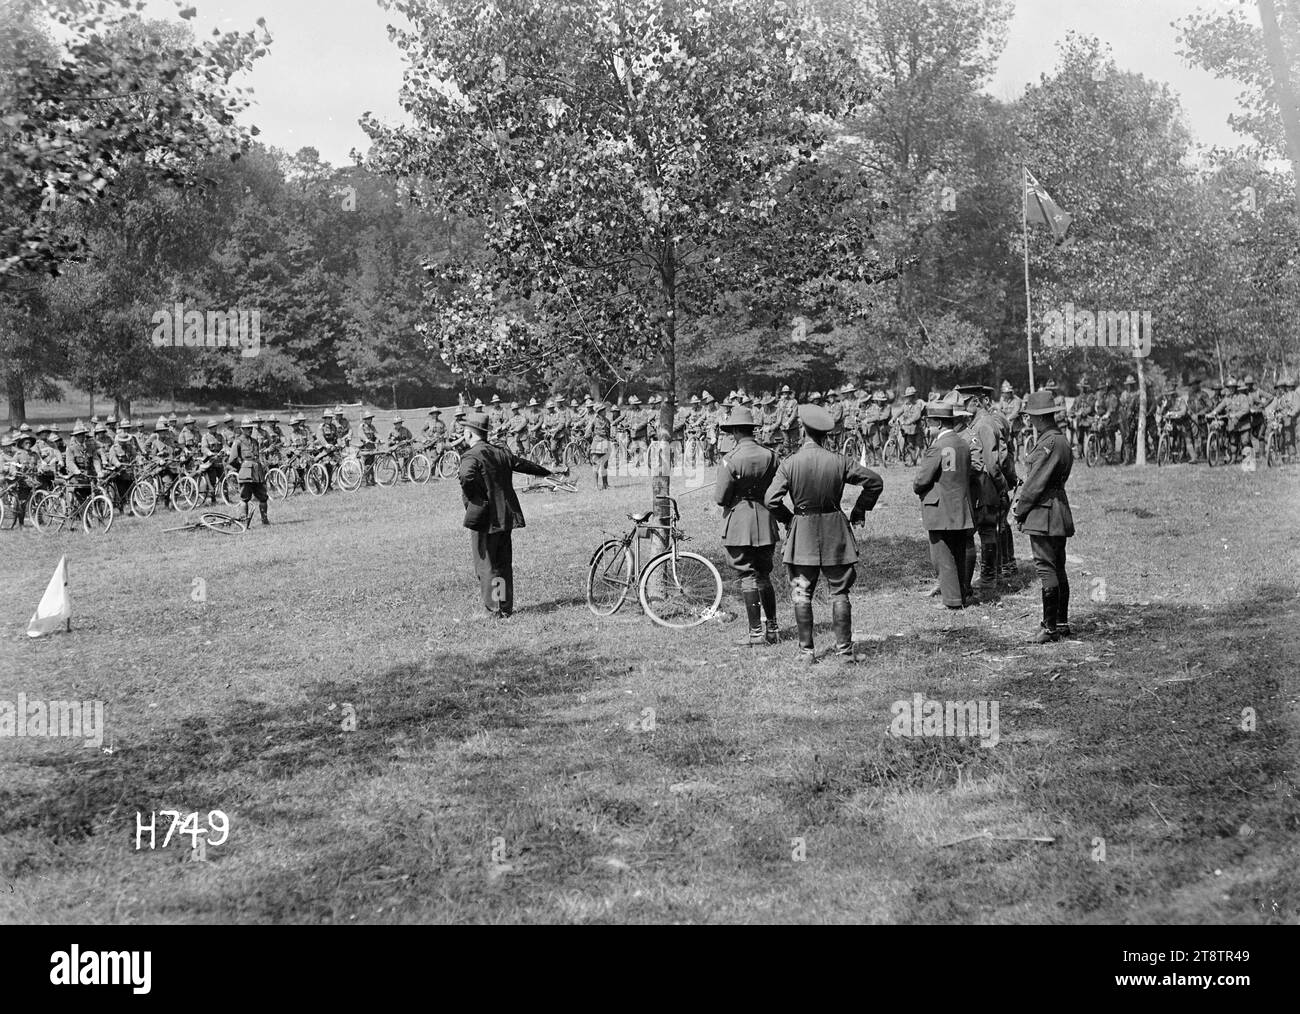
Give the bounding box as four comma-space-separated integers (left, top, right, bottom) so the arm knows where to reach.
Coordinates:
457, 440, 549, 533
913, 429, 975, 531
714, 437, 780, 547
764, 440, 883, 565
1014, 427, 1074, 536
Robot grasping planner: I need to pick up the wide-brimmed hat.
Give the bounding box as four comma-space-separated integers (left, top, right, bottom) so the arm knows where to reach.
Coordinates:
463, 412, 490, 434
808, 390, 823, 401
779, 384, 793, 394
429, 408, 441, 415
701, 390, 714, 403
115, 430, 132, 443
873, 391, 887, 402
528, 397, 538, 406
1001, 380, 1014, 392
168, 412, 178, 422
206, 419, 218, 428
363, 411, 375, 419
240, 416, 255, 428
689, 395, 700, 405
453, 407, 466, 417
1124, 375, 1137, 385
721, 406, 757, 430
904, 386, 917, 396
955, 383, 992, 397
798, 404, 834, 432
842, 383, 856, 394
474, 398, 485, 408
393, 416, 404, 424
1023, 390, 1059, 415
927, 401, 954, 419
490, 394, 501, 404
627, 395, 641, 405
183, 413, 196, 424
154, 418, 168, 431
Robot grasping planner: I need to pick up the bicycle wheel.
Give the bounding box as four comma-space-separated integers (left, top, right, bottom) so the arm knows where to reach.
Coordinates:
306, 463, 329, 496
34, 493, 69, 533
883, 437, 900, 466
903, 440, 919, 467
586, 539, 634, 616
1206, 431, 1224, 468
220, 473, 241, 506
170, 474, 200, 513
199, 511, 247, 535
128, 479, 157, 518
528, 441, 552, 467
636, 549, 723, 629
436, 449, 460, 479
338, 457, 364, 492
265, 467, 288, 499
82, 494, 114, 534
841, 434, 862, 464
282, 464, 301, 497
1156, 433, 1171, 467
373, 453, 399, 487
1083, 433, 1099, 468
407, 453, 431, 485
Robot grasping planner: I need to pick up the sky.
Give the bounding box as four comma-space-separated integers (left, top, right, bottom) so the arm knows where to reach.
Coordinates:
139, 0, 1255, 167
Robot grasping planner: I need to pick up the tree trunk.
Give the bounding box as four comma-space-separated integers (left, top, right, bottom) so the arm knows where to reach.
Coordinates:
391, 383, 397, 410
115, 394, 131, 421
5, 369, 26, 426
894, 362, 911, 397
1258, 0, 1300, 217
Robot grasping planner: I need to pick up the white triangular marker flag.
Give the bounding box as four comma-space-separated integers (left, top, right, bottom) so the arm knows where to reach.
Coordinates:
27, 555, 71, 637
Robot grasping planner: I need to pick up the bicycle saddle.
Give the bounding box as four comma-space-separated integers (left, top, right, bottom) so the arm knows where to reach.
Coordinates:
627, 510, 654, 523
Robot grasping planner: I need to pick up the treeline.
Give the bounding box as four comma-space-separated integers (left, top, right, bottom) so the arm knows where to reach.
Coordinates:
2, 0, 1298, 424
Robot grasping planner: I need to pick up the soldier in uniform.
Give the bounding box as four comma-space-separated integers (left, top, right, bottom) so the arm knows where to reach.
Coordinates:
423, 408, 448, 453
861, 390, 889, 463
315, 409, 339, 451
714, 405, 782, 647
505, 401, 528, 455
487, 394, 505, 436
457, 411, 555, 618
524, 397, 544, 451
839, 384, 858, 448
777, 384, 799, 456
102, 429, 137, 507
1118, 375, 1139, 461
334, 406, 352, 447
1067, 379, 1095, 456
826, 389, 844, 449
1014, 390, 1075, 642
956, 384, 1011, 588
897, 386, 925, 458
198, 419, 226, 503
913, 401, 976, 609
227, 417, 269, 526
586, 402, 613, 489
764, 403, 884, 662
64, 420, 102, 508
388, 416, 414, 472
219, 412, 238, 447
996, 381, 1023, 441
357, 411, 380, 485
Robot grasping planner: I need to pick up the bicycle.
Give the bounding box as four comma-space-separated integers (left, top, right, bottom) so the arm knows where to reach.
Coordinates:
169, 454, 230, 512
1083, 420, 1124, 467
32, 476, 114, 535
1155, 415, 1193, 466
585, 497, 723, 629
162, 510, 248, 535
840, 431, 863, 466
1264, 418, 1295, 467
520, 471, 578, 494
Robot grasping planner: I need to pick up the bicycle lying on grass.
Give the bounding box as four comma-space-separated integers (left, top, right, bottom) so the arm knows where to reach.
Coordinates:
520, 470, 578, 494
162, 510, 248, 535
586, 496, 723, 629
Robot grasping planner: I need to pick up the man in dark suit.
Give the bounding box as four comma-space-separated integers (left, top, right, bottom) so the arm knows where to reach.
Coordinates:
764, 404, 883, 663
714, 405, 782, 646
457, 412, 554, 618
1015, 390, 1075, 642
912, 402, 975, 609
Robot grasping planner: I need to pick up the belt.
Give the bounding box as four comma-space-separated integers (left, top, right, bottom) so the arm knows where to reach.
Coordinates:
793, 505, 837, 515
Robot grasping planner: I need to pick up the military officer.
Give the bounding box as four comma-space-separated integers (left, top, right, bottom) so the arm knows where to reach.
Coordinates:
956, 383, 1012, 587
505, 401, 528, 455
777, 384, 799, 455
913, 401, 976, 609
714, 405, 782, 647
586, 402, 613, 489
226, 416, 269, 525
764, 403, 883, 662
1014, 390, 1075, 642
897, 386, 925, 458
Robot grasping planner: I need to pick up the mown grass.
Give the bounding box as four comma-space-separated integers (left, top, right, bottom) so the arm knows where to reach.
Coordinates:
0, 459, 1296, 924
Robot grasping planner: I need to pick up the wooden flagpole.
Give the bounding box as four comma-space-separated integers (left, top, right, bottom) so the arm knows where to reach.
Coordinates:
1023, 165, 1035, 392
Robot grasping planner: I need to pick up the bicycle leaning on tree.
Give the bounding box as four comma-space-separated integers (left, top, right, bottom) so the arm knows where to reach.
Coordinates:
585, 496, 723, 629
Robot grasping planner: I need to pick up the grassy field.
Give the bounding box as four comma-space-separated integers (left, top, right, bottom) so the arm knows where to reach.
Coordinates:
1, 458, 1297, 924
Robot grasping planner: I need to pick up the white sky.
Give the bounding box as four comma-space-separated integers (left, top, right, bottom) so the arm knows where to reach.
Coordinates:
138, 0, 1255, 167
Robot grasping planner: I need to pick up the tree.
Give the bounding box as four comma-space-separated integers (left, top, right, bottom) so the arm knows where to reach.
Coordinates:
363, 0, 878, 522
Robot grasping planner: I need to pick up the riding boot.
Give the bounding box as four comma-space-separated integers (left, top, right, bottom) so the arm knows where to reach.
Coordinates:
793, 602, 817, 662
831, 599, 858, 661
737, 591, 766, 647
259, 501, 270, 526
1033, 588, 1059, 643
1056, 581, 1071, 637
978, 538, 998, 586
760, 586, 780, 644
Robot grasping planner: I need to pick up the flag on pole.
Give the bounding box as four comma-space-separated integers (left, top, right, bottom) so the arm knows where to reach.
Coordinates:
1024, 167, 1073, 244
27, 555, 71, 637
